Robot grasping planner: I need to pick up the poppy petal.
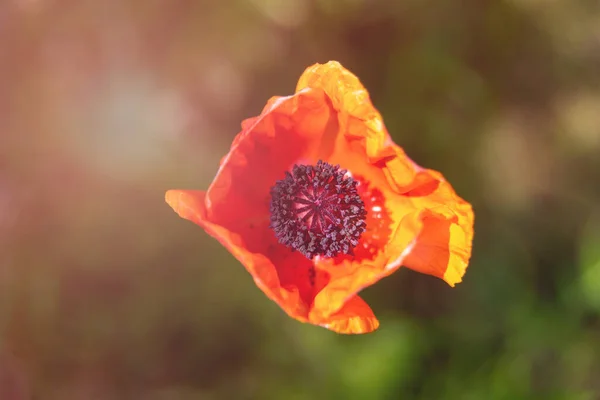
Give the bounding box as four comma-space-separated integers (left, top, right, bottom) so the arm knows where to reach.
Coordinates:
399, 177, 474, 286
165, 189, 284, 303
292, 62, 474, 319
165, 86, 353, 326
165, 189, 310, 322
317, 295, 379, 334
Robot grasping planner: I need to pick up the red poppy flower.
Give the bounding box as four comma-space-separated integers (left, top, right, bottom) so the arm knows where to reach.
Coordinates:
166, 61, 474, 334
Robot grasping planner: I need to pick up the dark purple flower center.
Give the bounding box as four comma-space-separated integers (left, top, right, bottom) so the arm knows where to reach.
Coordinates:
269, 160, 367, 259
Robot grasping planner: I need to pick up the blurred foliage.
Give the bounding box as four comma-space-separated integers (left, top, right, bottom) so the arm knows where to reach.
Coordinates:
1, 0, 600, 399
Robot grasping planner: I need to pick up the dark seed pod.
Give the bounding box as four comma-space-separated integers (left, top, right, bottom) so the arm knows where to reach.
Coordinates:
269, 160, 367, 259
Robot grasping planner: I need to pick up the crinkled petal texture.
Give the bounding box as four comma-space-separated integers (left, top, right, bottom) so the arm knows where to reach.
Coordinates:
166, 61, 474, 334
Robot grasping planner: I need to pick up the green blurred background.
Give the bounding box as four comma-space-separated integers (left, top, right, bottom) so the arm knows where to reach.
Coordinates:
1, 0, 600, 399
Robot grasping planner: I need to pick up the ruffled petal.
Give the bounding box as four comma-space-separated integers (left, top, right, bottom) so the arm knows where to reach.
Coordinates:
204, 89, 335, 226
165, 86, 347, 325
399, 173, 474, 286
295, 62, 474, 320
315, 295, 379, 334
166, 189, 312, 322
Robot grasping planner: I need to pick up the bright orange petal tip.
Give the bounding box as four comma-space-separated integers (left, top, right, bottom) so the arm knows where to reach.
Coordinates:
165, 61, 474, 334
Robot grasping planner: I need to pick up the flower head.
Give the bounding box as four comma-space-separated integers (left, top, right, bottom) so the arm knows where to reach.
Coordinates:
166, 61, 475, 334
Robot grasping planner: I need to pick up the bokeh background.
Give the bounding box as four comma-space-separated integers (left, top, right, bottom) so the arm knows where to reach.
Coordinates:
1, 0, 600, 399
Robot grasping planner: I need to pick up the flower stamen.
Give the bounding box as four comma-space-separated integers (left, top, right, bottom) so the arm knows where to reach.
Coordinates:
269, 160, 367, 259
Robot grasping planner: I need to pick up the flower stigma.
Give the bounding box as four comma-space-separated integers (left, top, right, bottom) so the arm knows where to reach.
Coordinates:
269, 160, 367, 259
